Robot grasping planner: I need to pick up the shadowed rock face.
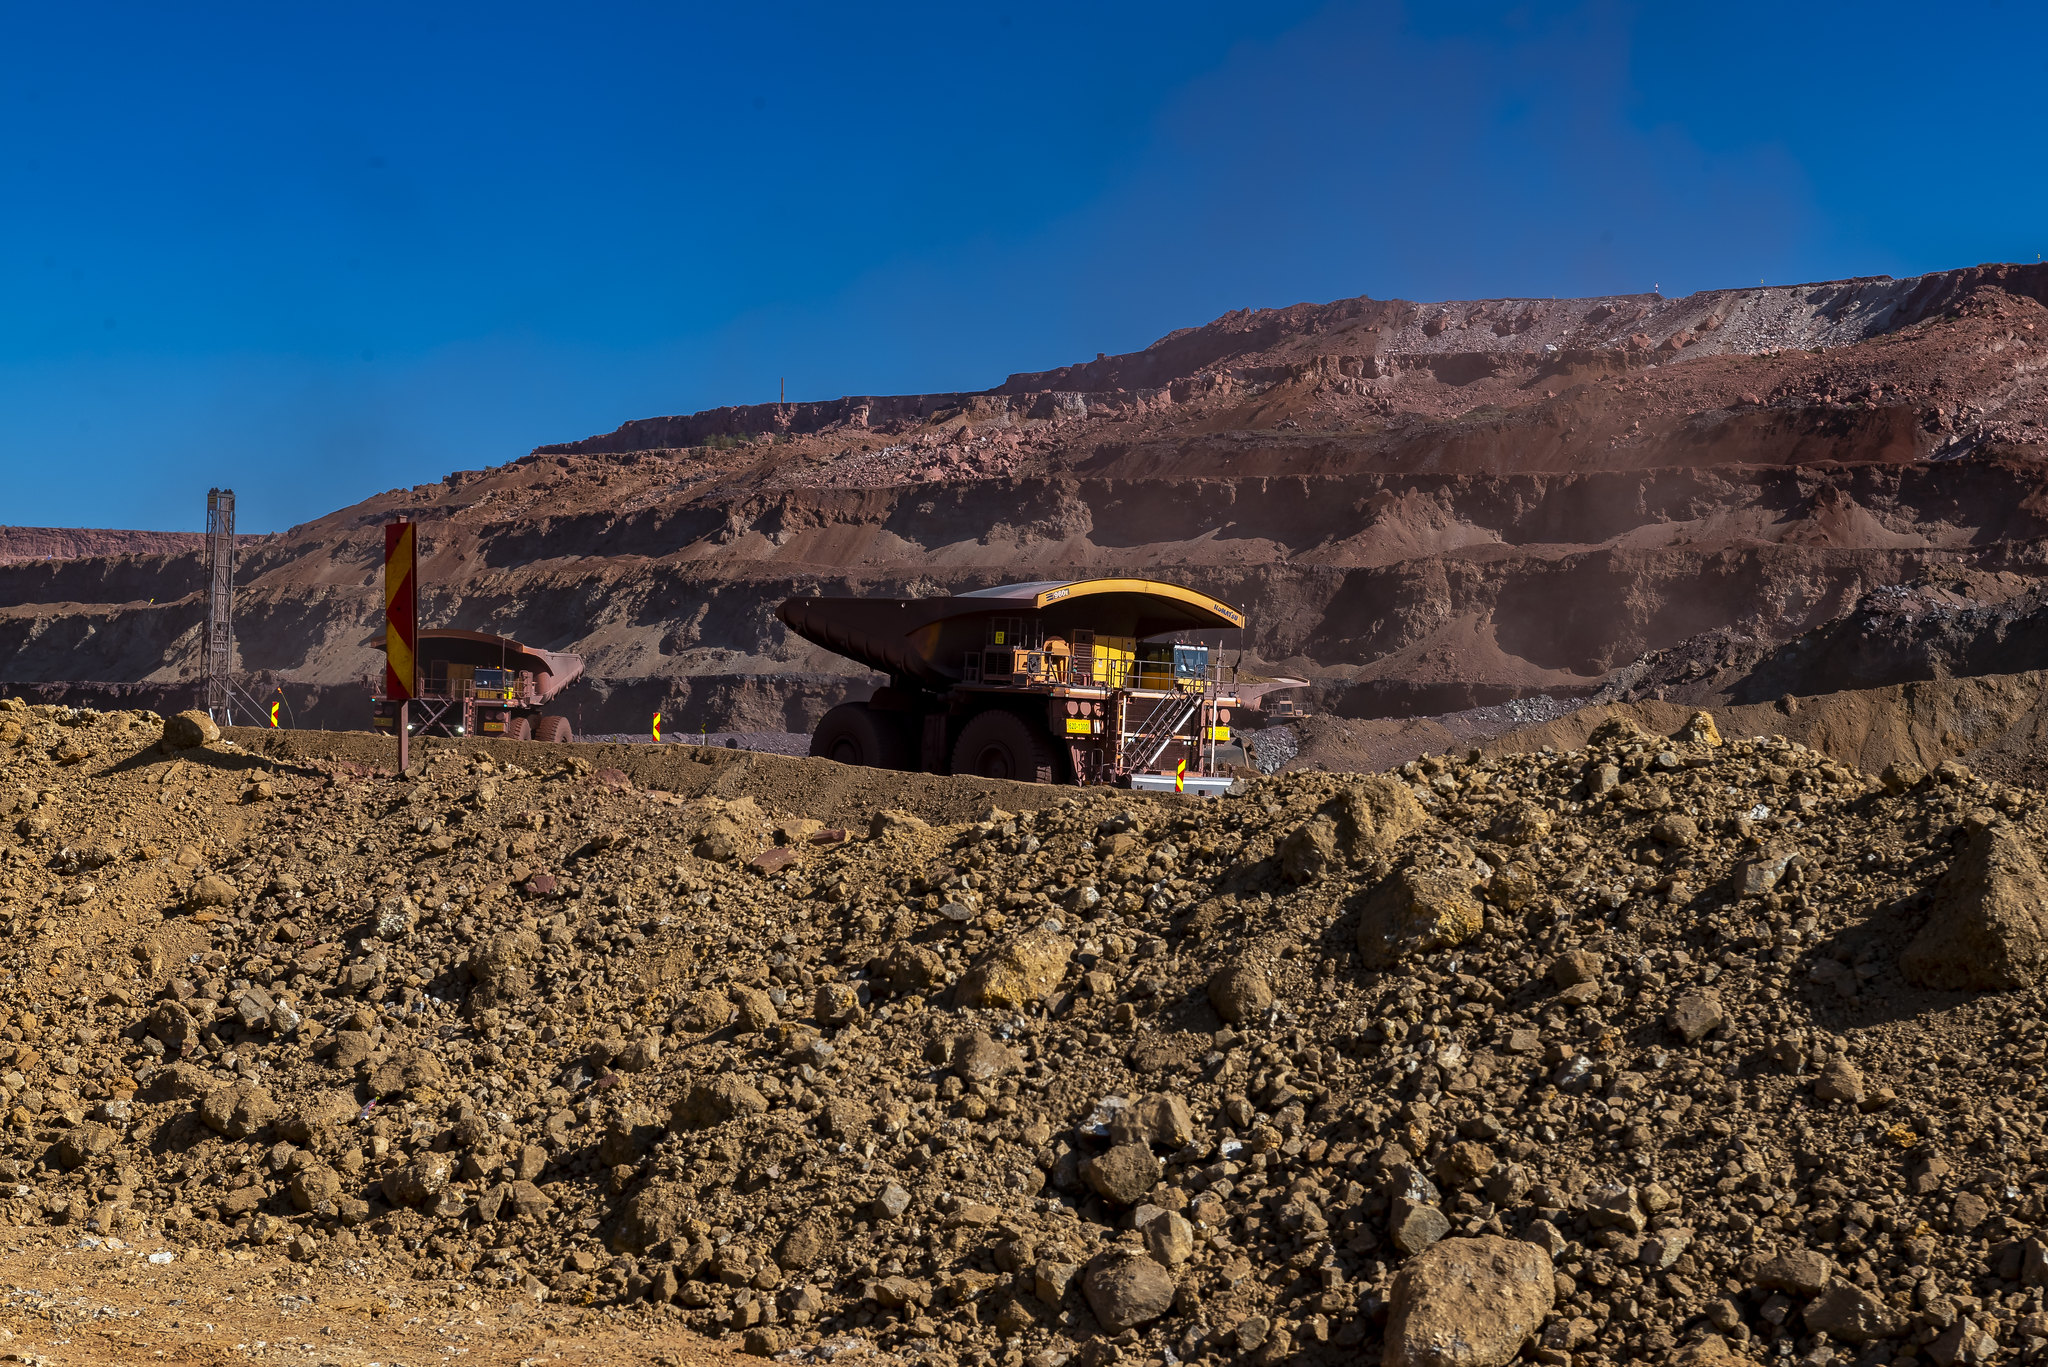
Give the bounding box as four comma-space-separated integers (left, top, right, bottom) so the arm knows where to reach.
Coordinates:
11, 264, 2048, 737
1901, 821, 2048, 990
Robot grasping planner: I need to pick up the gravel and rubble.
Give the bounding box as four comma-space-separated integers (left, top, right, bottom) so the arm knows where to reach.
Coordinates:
8, 697, 2048, 1366
582, 734, 814, 757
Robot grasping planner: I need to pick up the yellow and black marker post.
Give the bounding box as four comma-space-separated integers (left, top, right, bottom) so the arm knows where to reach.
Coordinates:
384, 520, 418, 772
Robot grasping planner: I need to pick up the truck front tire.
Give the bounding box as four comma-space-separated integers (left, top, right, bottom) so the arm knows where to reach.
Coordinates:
535, 715, 574, 744
952, 708, 1058, 783
811, 702, 911, 770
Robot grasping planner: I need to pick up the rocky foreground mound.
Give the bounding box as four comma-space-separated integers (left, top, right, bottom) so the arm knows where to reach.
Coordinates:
5, 701, 2048, 1366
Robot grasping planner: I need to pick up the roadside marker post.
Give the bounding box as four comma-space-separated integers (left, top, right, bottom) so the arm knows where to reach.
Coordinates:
384, 521, 418, 774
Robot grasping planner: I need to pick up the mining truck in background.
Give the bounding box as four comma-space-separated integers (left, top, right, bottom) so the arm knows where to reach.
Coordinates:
778, 578, 1304, 794
372, 629, 585, 742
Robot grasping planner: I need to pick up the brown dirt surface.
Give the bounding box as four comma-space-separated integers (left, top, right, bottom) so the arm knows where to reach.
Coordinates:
13, 695, 2048, 1363
0, 1229, 746, 1366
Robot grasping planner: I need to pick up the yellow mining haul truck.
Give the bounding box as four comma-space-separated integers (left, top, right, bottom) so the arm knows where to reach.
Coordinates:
778, 578, 1252, 793
371, 629, 585, 742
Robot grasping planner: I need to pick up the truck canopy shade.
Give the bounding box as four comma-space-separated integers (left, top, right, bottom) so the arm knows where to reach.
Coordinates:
416, 630, 586, 700
777, 578, 1244, 686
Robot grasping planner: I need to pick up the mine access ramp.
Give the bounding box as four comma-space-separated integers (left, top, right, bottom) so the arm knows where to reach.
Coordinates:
778, 577, 1266, 791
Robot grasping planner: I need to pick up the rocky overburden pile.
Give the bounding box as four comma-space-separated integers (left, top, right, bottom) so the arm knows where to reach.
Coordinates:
5, 699, 2048, 1366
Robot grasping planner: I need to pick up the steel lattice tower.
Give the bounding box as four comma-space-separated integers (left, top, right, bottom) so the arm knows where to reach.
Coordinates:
204, 488, 235, 724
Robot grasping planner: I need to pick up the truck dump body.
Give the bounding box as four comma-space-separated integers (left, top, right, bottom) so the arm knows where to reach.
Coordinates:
779, 578, 1252, 787
410, 629, 585, 703
777, 578, 1245, 686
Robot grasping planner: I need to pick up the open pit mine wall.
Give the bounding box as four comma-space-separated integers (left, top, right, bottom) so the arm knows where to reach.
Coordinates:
0, 526, 232, 565
536, 263, 2048, 455
8, 459, 2048, 733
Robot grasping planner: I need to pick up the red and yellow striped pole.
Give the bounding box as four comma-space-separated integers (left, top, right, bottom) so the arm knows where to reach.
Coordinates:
385, 521, 418, 773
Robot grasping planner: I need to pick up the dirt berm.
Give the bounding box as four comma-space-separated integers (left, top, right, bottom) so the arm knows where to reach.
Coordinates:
225, 726, 1094, 832
9, 698, 2048, 1365
1290, 667, 2048, 791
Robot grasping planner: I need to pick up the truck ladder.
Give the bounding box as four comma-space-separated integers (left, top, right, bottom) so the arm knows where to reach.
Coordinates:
1126, 690, 1204, 773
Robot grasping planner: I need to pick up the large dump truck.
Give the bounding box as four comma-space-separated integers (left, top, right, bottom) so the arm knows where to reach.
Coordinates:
372, 629, 585, 742
778, 578, 1259, 793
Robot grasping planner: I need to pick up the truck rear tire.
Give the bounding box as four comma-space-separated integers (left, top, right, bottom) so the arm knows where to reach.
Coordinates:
811, 702, 911, 769
535, 715, 574, 744
952, 708, 1059, 783
504, 716, 532, 741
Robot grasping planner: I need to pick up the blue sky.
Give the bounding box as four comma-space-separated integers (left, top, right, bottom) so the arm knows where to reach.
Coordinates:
1, 0, 2038, 532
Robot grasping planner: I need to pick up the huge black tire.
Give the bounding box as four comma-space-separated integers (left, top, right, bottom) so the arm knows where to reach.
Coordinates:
504, 716, 533, 742
952, 707, 1059, 783
810, 702, 911, 770
535, 715, 574, 744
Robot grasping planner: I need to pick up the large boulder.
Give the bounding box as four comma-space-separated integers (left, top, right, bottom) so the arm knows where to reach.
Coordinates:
383, 1152, 453, 1207
1206, 963, 1272, 1024
467, 929, 543, 1014
198, 1083, 277, 1140
163, 710, 220, 750
1804, 1283, 1907, 1342
1114, 1092, 1194, 1149
669, 1076, 768, 1130
52, 1123, 118, 1170
1901, 823, 2048, 990
1357, 864, 1485, 970
1667, 989, 1726, 1044
478, 1179, 552, 1221
868, 809, 928, 839
1384, 1235, 1554, 1367
186, 874, 237, 911
775, 1215, 840, 1270
1331, 776, 1427, 859
1280, 778, 1426, 883
1756, 1248, 1835, 1297
616, 1179, 696, 1250
1676, 710, 1723, 747
278, 1090, 358, 1145
880, 944, 947, 996
367, 1048, 447, 1099
1278, 816, 1338, 884
597, 1102, 666, 1166
146, 1001, 205, 1051
956, 928, 1074, 1009
1081, 1143, 1161, 1205
672, 989, 734, 1034
1082, 1248, 1176, 1331
288, 1165, 344, 1215
946, 1030, 1022, 1083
